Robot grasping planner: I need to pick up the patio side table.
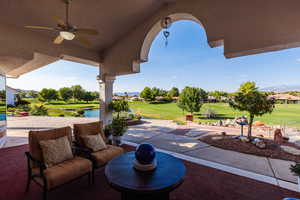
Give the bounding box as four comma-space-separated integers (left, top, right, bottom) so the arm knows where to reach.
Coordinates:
105, 152, 185, 200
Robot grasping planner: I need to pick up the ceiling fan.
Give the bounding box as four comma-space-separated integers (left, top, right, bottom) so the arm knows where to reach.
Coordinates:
25, 0, 98, 46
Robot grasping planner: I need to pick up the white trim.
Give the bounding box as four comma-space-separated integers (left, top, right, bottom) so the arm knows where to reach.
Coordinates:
123, 141, 299, 193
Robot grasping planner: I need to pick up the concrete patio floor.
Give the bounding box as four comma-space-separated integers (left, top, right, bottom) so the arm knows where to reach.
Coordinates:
4, 117, 299, 192
124, 120, 298, 188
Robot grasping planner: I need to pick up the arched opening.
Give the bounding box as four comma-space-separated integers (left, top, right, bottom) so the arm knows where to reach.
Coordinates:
140, 13, 210, 63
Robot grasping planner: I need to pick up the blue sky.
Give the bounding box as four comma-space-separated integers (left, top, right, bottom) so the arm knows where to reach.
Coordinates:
8, 20, 300, 92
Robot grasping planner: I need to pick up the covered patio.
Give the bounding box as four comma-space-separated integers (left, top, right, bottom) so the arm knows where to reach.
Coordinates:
1, 0, 300, 199
1, 144, 300, 200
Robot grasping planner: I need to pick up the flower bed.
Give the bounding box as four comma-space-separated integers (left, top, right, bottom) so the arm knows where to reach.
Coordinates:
200, 134, 300, 162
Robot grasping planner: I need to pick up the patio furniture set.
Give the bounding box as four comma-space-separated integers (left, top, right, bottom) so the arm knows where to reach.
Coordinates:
24, 121, 185, 200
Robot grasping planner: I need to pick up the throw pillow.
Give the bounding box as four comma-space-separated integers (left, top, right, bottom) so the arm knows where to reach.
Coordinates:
81, 134, 107, 152
39, 136, 73, 167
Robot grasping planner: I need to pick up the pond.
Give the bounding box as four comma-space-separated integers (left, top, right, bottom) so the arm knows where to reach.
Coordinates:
84, 109, 134, 118
84, 109, 100, 118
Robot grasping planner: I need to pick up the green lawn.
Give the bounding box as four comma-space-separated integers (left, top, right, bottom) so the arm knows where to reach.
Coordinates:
129, 102, 300, 128
22, 98, 99, 117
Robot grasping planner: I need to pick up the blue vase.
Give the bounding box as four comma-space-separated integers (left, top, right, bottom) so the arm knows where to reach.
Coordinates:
135, 144, 156, 165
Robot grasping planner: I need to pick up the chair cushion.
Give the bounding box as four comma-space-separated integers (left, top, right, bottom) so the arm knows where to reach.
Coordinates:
91, 145, 124, 167
33, 156, 92, 189
81, 134, 107, 152
29, 127, 72, 168
39, 136, 73, 167
73, 122, 105, 146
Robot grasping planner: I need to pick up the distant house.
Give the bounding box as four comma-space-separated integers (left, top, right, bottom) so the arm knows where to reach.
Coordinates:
128, 97, 144, 101
6, 86, 18, 106
112, 96, 124, 101
207, 96, 217, 103
268, 93, 300, 104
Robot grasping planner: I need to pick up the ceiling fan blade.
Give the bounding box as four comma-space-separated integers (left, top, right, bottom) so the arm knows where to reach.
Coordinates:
53, 16, 66, 26
53, 35, 64, 44
25, 26, 54, 30
76, 28, 98, 35
77, 36, 92, 47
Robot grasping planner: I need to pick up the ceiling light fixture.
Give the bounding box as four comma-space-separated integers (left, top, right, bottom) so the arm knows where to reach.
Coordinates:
60, 31, 75, 40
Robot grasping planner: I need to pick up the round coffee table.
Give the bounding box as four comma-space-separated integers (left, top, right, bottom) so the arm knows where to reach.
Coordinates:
105, 152, 185, 200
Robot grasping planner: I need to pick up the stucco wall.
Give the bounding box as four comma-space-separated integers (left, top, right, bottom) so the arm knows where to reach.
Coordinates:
102, 0, 300, 76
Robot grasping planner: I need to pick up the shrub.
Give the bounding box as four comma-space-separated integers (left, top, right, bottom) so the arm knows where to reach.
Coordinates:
108, 100, 129, 119
108, 118, 128, 137
17, 104, 31, 112
7, 104, 16, 109
77, 109, 85, 115
15, 99, 30, 106
205, 109, 217, 119
290, 163, 300, 176
30, 105, 48, 116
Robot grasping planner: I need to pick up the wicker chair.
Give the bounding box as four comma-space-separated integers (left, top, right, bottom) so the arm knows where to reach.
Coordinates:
25, 127, 93, 200
73, 121, 124, 173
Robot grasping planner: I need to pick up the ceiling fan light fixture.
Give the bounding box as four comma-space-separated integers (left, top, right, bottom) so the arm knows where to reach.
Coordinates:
60, 31, 75, 40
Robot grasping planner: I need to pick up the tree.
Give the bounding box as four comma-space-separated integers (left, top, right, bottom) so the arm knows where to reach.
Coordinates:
168, 87, 180, 98
151, 87, 161, 98
124, 92, 129, 99
177, 87, 205, 114
198, 88, 208, 102
18, 91, 27, 98
108, 100, 129, 119
229, 82, 275, 138
140, 87, 154, 101
209, 91, 228, 102
91, 91, 99, 100
59, 87, 73, 102
158, 89, 168, 97
82, 91, 95, 103
38, 88, 58, 102
28, 90, 38, 98
71, 85, 85, 101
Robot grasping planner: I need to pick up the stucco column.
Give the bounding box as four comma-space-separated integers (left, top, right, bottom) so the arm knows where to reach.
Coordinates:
98, 75, 115, 126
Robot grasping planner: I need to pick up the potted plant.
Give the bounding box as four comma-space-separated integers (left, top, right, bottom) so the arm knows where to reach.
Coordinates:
108, 100, 129, 119
109, 118, 128, 146
290, 163, 300, 191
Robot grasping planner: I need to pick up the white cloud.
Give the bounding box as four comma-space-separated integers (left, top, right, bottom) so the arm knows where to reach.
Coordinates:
296, 58, 300, 62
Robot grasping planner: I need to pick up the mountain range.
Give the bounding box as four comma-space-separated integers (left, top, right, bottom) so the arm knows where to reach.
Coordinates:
114, 92, 140, 96
261, 85, 300, 92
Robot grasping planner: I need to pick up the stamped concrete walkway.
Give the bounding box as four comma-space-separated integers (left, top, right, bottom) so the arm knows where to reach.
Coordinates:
5, 117, 299, 192
123, 119, 298, 187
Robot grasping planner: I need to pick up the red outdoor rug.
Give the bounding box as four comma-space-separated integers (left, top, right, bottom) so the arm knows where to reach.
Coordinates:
0, 144, 299, 200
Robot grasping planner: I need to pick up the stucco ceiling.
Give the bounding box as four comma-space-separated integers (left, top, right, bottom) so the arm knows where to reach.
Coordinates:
0, 0, 171, 51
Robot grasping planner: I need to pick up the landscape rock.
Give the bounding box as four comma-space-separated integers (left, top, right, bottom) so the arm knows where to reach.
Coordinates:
240, 136, 250, 143
251, 138, 262, 144
255, 141, 266, 149
280, 145, 300, 156
212, 136, 223, 140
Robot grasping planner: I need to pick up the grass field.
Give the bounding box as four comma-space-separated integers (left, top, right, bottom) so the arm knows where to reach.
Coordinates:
129, 102, 300, 128
22, 98, 99, 117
